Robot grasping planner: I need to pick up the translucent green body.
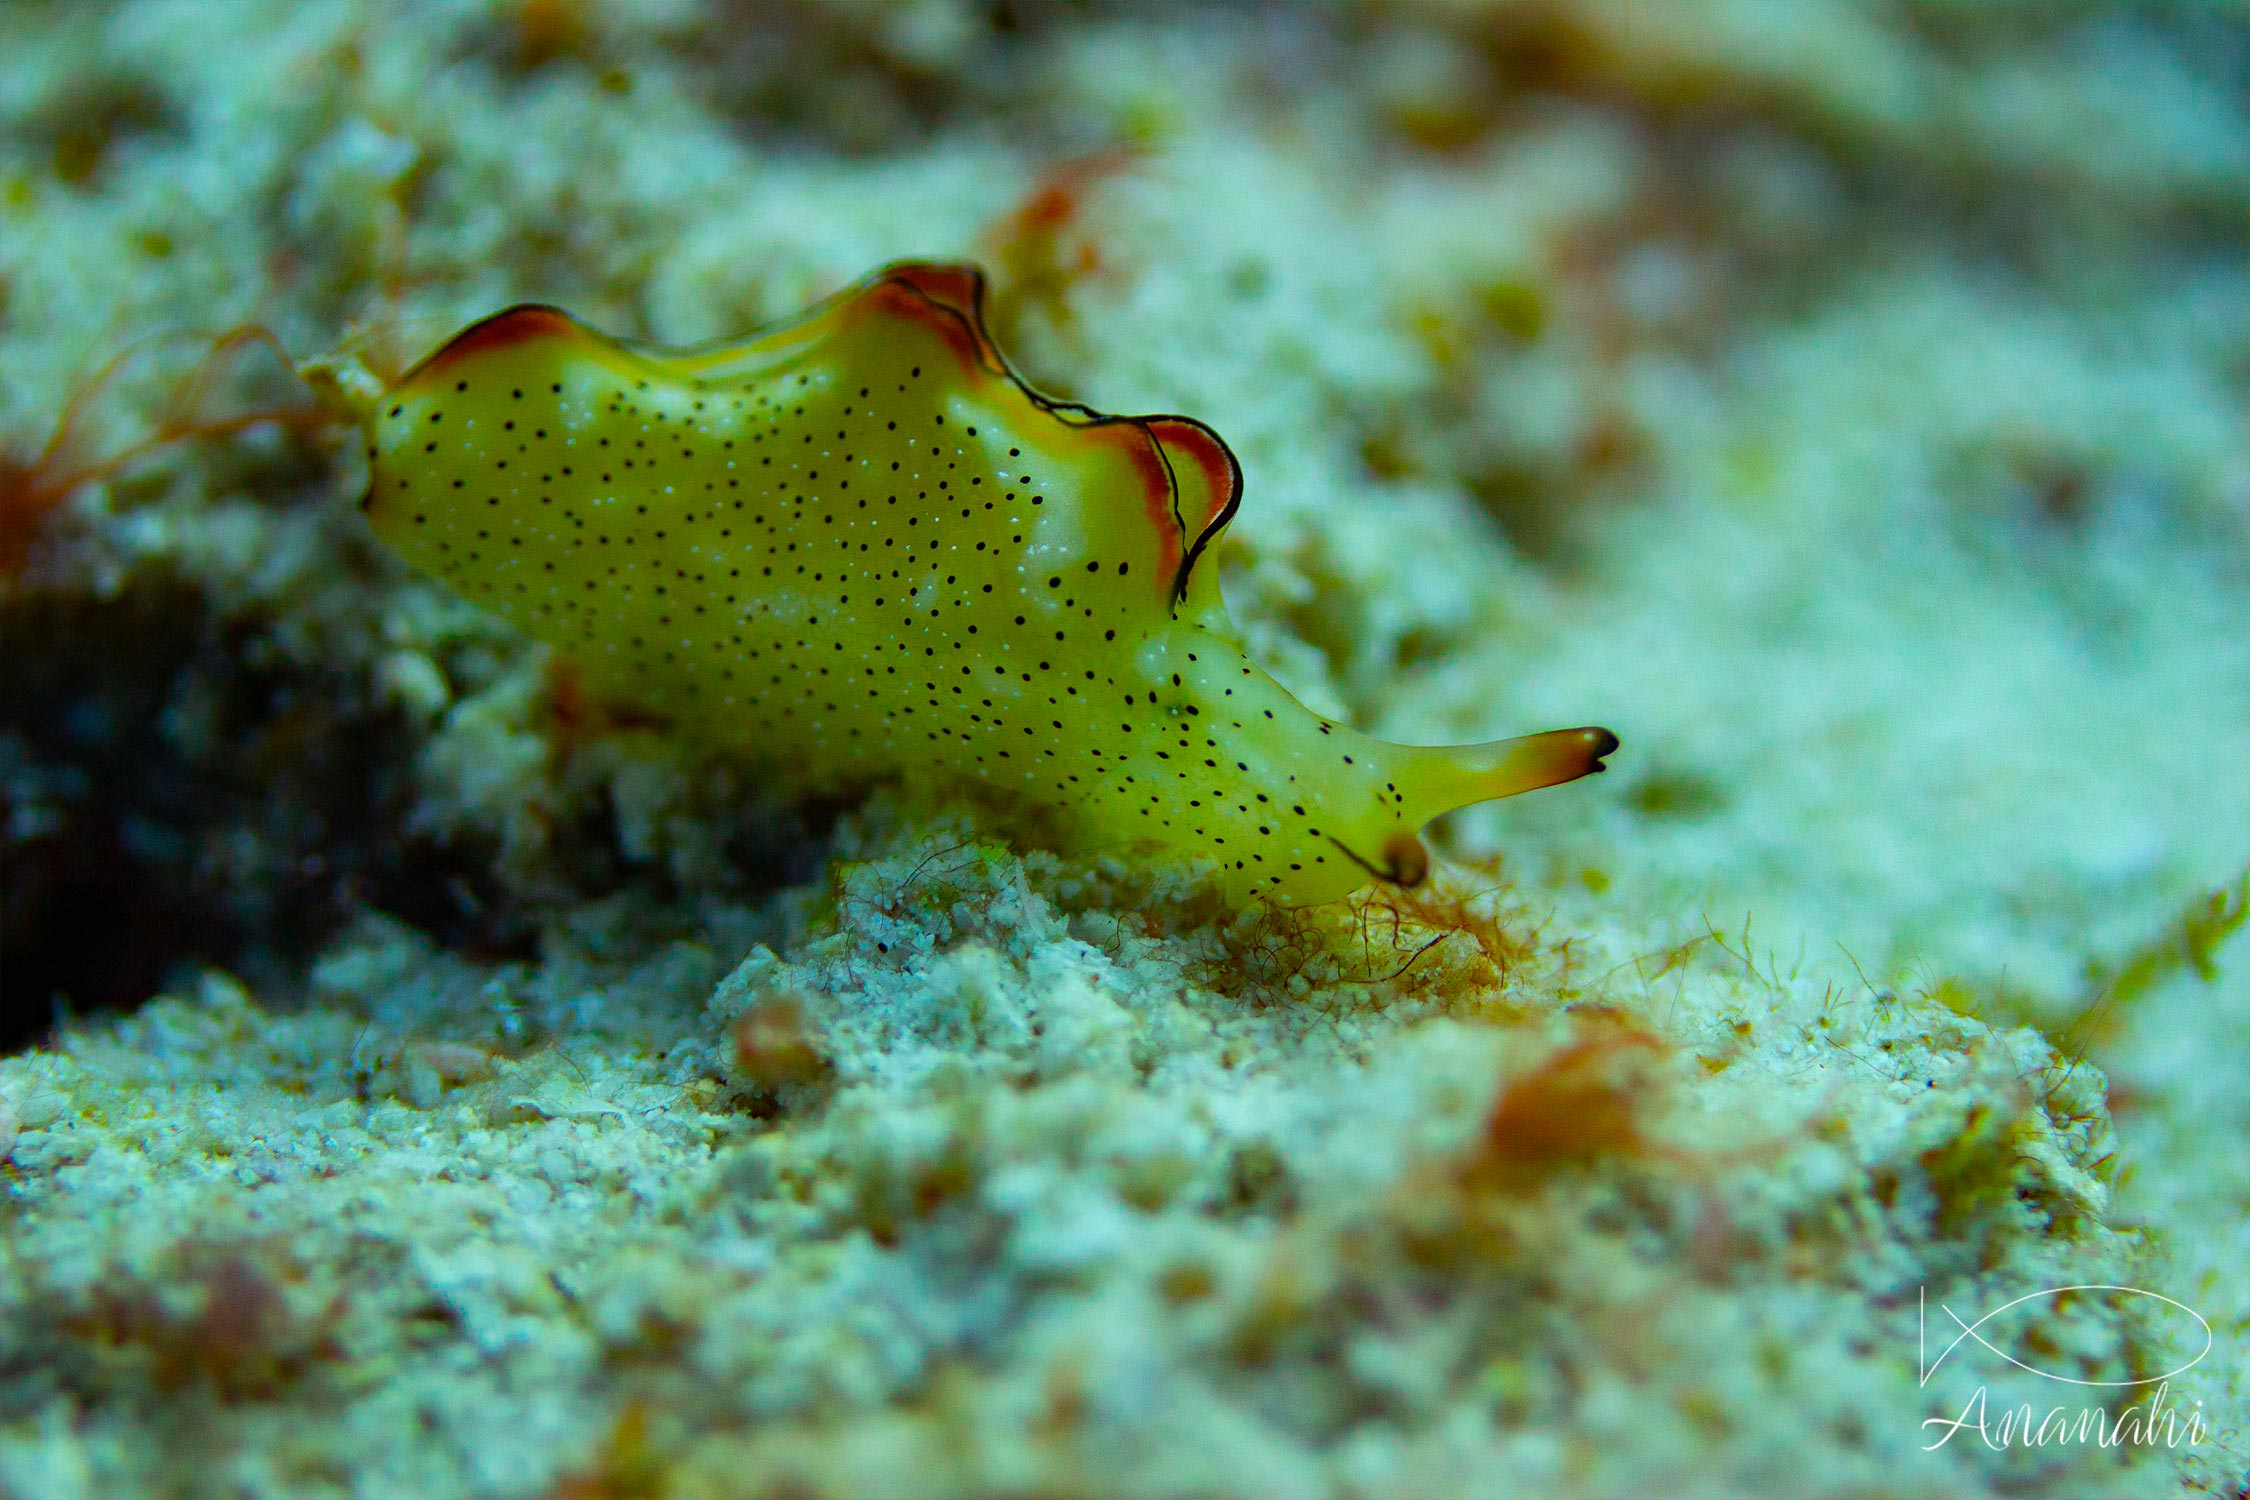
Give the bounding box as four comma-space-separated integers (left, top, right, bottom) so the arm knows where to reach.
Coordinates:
360, 263, 1614, 903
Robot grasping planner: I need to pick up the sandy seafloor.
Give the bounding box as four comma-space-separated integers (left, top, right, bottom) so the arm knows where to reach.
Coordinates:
2, 2, 2247, 1496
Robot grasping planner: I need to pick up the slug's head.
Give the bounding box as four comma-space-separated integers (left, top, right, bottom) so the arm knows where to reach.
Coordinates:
1332, 725, 1618, 898
1159, 629, 1616, 905
1217, 694, 1619, 906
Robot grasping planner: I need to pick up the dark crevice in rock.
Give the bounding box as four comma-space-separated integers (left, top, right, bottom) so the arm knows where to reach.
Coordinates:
0, 577, 508, 1050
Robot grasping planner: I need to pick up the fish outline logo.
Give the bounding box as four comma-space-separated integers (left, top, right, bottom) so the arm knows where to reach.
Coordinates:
1918, 1283, 2212, 1389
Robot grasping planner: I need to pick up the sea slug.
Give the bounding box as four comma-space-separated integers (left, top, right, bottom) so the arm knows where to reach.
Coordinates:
348, 262, 1616, 903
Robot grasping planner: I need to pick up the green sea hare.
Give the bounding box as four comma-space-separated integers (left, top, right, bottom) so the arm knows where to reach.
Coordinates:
345, 262, 1616, 902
